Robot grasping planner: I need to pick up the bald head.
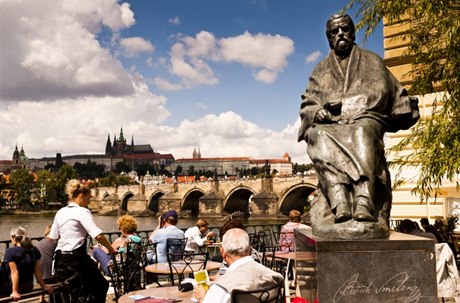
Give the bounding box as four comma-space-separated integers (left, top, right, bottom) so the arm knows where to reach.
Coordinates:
221, 228, 251, 257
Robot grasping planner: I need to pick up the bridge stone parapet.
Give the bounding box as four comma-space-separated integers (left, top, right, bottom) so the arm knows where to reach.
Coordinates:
91, 176, 318, 218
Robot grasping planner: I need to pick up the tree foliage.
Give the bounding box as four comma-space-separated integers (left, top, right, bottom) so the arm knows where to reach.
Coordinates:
10, 168, 35, 208
346, 0, 460, 199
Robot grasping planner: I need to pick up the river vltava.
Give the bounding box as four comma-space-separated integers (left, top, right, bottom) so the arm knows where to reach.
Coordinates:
0, 213, 286, 241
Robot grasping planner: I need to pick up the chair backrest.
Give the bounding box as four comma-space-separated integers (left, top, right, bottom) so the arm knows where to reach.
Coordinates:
166, 238, 187, 262
231, 282, 283, 303
167, 252, 209, 285
141, 240, 158, 265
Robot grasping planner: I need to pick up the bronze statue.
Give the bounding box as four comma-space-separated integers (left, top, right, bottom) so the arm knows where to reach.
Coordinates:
298, 13, 420, 239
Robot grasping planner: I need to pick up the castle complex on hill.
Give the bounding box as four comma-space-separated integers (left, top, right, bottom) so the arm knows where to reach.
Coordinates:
0, 128, 293, 176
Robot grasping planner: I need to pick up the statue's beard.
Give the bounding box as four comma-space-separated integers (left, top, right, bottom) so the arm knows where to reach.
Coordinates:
334, 38, 352, 52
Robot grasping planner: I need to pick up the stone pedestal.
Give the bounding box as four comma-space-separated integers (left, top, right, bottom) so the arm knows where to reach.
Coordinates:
295, 229, 437, 303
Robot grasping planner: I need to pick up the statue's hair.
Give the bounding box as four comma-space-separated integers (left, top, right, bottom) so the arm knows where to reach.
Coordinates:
10, 226, 34, 251
326, 13, 355, 39
66, 179, 91, 200
222, 228, 251, 257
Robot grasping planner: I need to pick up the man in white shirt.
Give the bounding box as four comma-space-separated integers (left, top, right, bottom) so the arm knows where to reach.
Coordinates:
195, 228, 283, 303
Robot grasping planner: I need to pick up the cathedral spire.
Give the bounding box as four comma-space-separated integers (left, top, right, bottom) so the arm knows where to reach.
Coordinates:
105, 133, 112, 156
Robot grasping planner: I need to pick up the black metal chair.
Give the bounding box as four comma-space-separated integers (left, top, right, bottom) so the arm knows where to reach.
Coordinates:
141, 240, 159, 287
108, 241, 143, 300
165, 238, 187, 285
231, 282, 283, 303
167, 252, 209, 285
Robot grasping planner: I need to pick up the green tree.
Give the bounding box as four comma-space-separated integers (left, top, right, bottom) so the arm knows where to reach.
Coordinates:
114, 161, 130, 174
36, 169, 55, 204
174, 165, 183, 176
73, 160, 106, 180
98, 173, 133, 187
292, 163, 314, 174
188, 165, 195, 176
348, 0, 459, 199
10, 168, 36, 208
53, 164, 77, 203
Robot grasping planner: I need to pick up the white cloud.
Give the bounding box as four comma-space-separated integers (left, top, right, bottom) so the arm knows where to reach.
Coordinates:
154, 31, 294, 90
0, 78, 170, 159
168, 16, 180, 25
196, 102, 208, 110
305, 50, 322, 63
0, 0, 136, 101
120, 37, 154, 57
0, 104, 308, 164
153, 77, 183, 91
160, 112, 308, 163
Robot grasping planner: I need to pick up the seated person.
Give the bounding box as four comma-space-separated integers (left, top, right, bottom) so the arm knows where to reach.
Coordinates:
0, 227, 53, 301
195, 228, 284, 303
279, 210, 312, 252
35, 224, 57, 283
35, 224, 58, 303
399, 219, 438, 242
92, 215, 141, 275
184, 219, 216, 253
148, 210, 185, 263
214, 217, 261, 277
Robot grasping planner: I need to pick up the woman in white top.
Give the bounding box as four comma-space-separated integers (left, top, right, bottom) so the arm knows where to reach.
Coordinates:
184, 219, 215, 253
49, 179, 116, 303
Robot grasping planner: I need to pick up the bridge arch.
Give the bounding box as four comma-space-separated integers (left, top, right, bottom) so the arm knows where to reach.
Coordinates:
278, 183, 316, 215
182, 188, 206, 216
148, 191, 165, 213
101, 192, 110, 200
120, 191, 135, 212
224, 186, 256, 215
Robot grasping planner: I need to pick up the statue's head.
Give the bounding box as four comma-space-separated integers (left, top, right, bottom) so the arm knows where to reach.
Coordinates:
326, 13, 355, 55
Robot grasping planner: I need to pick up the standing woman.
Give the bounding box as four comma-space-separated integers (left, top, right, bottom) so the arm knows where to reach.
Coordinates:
0, 227, 53, 301
48, 179, 116, 303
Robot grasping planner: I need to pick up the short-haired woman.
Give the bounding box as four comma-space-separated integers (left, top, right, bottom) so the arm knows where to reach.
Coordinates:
92, 215, 141, 275
0, 227, 53, 301
48, 179, 116, 303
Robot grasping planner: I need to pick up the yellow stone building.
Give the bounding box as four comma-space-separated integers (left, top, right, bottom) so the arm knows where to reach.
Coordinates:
383, 14, 460, 223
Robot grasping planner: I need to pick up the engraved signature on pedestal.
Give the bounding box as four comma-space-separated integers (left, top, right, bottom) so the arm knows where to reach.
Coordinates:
333, 272, 421, 302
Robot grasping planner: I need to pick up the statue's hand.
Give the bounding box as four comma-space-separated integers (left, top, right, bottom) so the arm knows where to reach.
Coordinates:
315, 109, 332, 123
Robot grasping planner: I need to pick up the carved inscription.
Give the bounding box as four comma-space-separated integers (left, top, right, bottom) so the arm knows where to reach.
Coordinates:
333, 272, 421, 303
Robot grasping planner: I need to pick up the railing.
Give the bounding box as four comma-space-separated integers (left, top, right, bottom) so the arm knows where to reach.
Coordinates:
0, 223, 283, 257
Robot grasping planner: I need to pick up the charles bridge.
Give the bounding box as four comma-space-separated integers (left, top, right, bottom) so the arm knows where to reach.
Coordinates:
89, 175, 318, 219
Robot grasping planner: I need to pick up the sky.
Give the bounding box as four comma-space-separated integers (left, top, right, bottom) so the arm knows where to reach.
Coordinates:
0, 0, 383, 164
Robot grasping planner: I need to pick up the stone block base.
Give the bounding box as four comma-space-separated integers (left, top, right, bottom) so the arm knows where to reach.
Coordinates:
295, 229, 437, 303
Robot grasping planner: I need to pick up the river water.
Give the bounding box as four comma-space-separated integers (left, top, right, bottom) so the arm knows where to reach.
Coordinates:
0, 213, 286, 246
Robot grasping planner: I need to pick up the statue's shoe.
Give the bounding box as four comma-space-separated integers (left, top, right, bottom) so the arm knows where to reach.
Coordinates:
334, 203, 352, 223
353, 204, 374, 222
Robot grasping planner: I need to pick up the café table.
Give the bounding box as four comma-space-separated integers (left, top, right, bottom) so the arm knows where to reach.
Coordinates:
274, 251, 316, 261
145, 260, 222, 275
119, 286, 195, 303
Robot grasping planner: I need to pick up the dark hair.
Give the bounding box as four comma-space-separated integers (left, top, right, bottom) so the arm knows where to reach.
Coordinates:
398, 219, 416, 233
420, 218, 430, 225
220, 217, 245, 238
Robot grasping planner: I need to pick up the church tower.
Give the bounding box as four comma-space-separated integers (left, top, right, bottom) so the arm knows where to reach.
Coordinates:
105, 134, 112, 156
12, 144, 20, 165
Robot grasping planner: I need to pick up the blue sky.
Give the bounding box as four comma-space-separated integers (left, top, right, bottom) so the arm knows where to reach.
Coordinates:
0, 0, 383, 164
